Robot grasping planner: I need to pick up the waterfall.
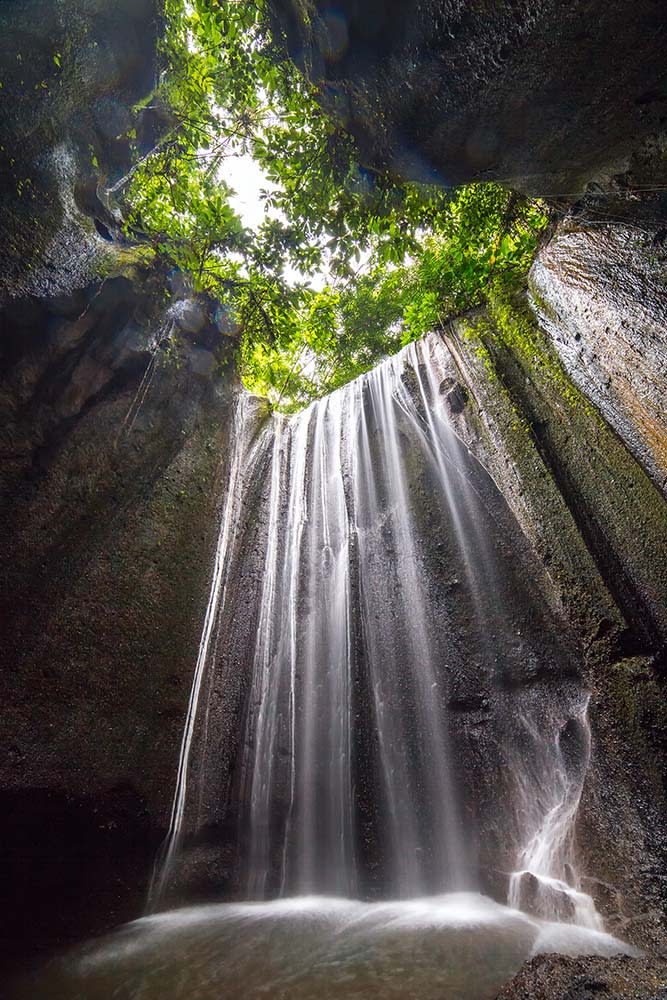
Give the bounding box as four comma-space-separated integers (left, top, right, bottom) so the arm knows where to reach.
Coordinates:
156, 333, 603, 928
239, 340, 480, 897
242, 398, 358, 898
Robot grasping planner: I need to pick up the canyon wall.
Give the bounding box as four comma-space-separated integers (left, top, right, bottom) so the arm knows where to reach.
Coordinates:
268, 0, 667, 962
438, 276, 667, 951
1, 1, 666, 994
269, 0, 667, 194
0, 267, 258, 970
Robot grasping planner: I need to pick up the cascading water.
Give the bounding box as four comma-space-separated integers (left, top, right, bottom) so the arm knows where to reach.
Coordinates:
14, 335, 636, 1000
242, 402, 358, 898
239, 338, 476, 900
157, 333, 605, 914
507, 692, 604, 930
228, 334, 602, 916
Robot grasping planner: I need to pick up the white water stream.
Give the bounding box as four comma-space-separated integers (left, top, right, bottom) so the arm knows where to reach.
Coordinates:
157, 334, 608, 917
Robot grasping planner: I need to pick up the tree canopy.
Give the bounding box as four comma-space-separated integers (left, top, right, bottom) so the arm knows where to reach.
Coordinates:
119, 0, 548, 411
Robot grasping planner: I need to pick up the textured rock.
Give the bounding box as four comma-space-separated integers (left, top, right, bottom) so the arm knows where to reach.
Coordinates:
437, 291, 667, 951
512, 872, 577, 924
530, 222, 667, 495
172, 299, 208, 337
0, 0, 160, 304
0, 270, 260, 974
187, 346, 217, 378
270, 0, 667, 194
495, 954, 667, 999
2, 1, 667, 991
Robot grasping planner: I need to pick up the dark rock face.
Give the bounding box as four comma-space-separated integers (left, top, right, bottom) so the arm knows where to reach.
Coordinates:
439, 284, 667, 951
0, 270, 257, 974
1, 787, 157, 978
579, 656, 667, 949
496, 954, 667, 999
519, 222, 667, 955
0, 0, 160, 304
270, 0, 667, 194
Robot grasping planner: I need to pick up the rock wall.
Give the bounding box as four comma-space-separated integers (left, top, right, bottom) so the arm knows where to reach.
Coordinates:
269, 0, 667, 194
497, 954, 667, 1000
531, 221, 667, 494
266, 0, 667, 961
3, 241, 665, 980
1, 0, 667, 992
435, 279, 667, 952
0, 0, 194, 965
0, 0, 161, 305
0, 268, 262, 974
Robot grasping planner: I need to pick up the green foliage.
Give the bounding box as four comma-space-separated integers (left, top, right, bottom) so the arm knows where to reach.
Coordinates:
119, 0, 548, 410
396, 186, 548, 342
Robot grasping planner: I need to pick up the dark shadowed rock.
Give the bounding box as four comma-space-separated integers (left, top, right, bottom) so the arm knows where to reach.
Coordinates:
446, 381, 469, 415
0, 270, 263, 976
187, 346, 217, 379
0, 0, 160, 304
269, 0, 667, 195
495, 953, 667, 999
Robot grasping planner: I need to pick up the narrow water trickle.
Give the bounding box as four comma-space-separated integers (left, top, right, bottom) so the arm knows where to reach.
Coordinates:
507, 694, 604, 930
148, 392, 266, 908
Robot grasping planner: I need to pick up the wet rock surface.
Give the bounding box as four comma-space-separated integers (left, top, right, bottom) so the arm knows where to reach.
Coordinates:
0, 0, 160, 304
530, 221, 667, 495
496, 954, 667, 999
269, 0, 667, 194
0, 270, 257, 975
441, 290, 667, 952
201, 340, 591, 908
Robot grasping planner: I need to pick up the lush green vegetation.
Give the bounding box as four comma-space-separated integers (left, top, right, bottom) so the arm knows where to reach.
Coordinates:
120, 0, 548, 410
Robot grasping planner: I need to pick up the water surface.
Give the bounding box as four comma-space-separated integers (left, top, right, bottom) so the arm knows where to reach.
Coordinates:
9, 893, 634, 1000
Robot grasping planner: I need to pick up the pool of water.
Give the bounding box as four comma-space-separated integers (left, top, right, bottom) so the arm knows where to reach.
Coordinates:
8, 893, 636, 1000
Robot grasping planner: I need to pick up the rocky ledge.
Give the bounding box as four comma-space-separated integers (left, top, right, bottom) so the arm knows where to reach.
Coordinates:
497, 954, 667, 1000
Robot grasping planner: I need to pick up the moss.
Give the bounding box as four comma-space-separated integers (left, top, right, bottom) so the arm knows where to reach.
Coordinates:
605, 657, 667, 746
606, 660, 646, 728
528, 284, 561, 327
485, 284, 597, 415
93, 244, 157, 281
459, 314, 532, 436
456, 281, 667, 658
